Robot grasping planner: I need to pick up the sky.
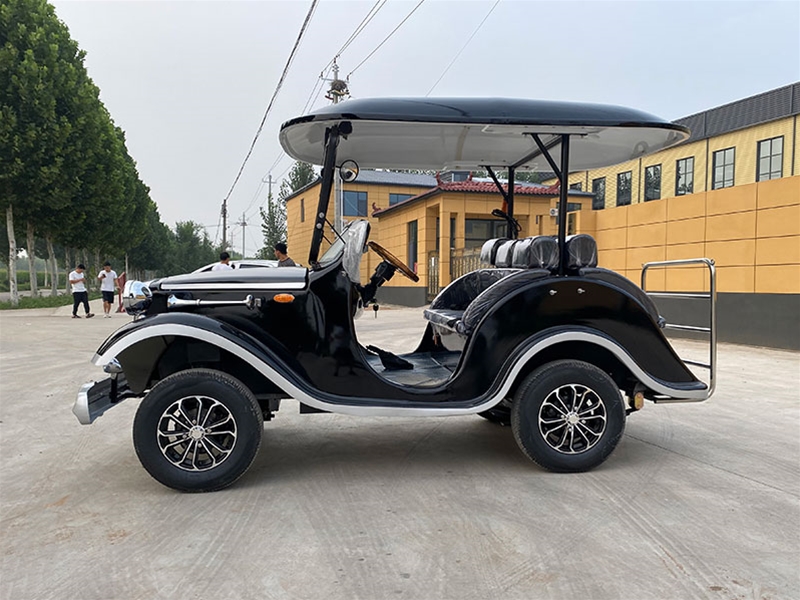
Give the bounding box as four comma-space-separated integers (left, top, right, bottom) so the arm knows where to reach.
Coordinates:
50, 0, 800, 257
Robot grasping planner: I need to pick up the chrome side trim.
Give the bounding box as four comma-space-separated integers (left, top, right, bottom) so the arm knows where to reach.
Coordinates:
160, 282, 306, 291
93, 326, 710, 417
73, 382, 94, 425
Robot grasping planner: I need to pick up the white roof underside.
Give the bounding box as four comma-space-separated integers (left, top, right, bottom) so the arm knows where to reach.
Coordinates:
280, 121, 689, 172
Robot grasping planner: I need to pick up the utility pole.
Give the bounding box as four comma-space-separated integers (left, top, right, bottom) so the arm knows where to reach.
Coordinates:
237, 213, 247, 258
221, 199, 228, 251
324, 60, 349, 233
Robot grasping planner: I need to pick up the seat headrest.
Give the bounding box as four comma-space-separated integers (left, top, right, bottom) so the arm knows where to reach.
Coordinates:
565, 234, 598, 270
480, 238, 507, 265
512, 236, 559, 270
494, 240, 518, 268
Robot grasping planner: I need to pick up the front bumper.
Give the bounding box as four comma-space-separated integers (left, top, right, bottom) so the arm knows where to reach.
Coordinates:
72, 376, 136, 425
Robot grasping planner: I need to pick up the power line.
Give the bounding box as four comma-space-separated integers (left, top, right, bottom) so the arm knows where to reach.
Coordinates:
220, 0, 319, 213
348, 0, 427, 79
426, 0, 501, 96
253, 1, 390, 208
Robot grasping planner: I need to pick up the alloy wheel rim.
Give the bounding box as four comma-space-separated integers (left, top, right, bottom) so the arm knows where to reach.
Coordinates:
538, 384, 607, 454
157, 395, 237, 472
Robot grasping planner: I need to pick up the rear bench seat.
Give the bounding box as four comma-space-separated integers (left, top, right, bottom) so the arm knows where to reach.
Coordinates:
424, 236, 558, 335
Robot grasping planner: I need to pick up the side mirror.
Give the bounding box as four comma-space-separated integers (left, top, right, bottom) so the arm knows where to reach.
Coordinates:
339, 160, 359, 183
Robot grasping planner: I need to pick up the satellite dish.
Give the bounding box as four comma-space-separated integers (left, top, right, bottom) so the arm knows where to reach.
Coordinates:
339, 160, 359, 183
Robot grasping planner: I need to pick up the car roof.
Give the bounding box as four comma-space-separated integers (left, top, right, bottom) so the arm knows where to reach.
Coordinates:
279, 97, 689, 172
193, 259, 278, 273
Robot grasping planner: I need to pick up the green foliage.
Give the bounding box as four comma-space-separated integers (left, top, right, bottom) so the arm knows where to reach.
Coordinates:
164, 221, 217, 275
277, 161, 317, 202
257, 161, 316, 258
257, 193, 285, 259
0, 290, 100, 310
0, 0, 162, 294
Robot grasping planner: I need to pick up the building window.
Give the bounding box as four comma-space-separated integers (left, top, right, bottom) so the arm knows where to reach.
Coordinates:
389, 193, 414, 206
300, 198, 305, 222
464, 219, 507, 249
450, 217, 456, 249
644, 164, 661, 201
757, 136, 783, 181
592, 177, 605, 210
554, 201, 583, 225
569, 182, 582, 191
712, 147, 735, 189
407, 220, 418, 271
616, 171, 632, 206
675, 157, 694, 196
343, 191, 367, 216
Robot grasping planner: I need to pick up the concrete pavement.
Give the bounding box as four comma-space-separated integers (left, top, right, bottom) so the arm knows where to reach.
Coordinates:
0, 304, 798, 600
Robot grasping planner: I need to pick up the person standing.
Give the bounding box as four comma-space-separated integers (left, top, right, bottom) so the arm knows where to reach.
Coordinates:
274, 242, 296, 267
69, 264, 94, 319
97, 261, 121, 318
211, 251, 233, 271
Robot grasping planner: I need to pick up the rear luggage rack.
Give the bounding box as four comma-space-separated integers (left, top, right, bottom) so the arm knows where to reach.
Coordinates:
642, 258, 717, 402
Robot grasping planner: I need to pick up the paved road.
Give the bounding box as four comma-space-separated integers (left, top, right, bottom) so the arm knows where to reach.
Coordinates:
0, 302, 798, 600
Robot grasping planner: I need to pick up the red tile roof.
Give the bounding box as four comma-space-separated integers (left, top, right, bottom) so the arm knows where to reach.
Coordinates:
437, 181, 560, 195
373, 181, 561, 215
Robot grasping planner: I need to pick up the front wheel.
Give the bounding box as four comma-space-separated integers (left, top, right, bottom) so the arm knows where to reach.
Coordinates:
133, 369, 263, 492
511, 360, 625, 472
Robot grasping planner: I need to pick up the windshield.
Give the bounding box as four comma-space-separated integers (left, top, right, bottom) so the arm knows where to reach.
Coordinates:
316, 220, 370, 282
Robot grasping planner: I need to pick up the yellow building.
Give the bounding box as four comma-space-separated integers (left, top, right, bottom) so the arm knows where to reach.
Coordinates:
286, 172, 590, 305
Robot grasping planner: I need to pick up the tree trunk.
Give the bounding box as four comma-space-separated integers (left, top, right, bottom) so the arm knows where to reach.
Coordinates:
47, 236, 58, 295
26, 221, 38, 296
94, 249, 100, 288
6, 205, 19, 306
64, 248, 71, 294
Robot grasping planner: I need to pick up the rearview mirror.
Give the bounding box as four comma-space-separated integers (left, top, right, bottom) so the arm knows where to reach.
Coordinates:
339, 160, 359, 183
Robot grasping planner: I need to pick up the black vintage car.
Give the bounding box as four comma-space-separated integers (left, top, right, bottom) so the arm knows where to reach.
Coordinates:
74, 98, 717, 492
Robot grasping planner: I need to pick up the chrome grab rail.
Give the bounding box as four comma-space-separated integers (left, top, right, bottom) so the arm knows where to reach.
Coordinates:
167, 294, 257, 310
641, 258, 716, 402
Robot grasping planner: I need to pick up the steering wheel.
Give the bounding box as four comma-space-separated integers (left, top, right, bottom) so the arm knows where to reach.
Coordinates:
368, 241, 419, 282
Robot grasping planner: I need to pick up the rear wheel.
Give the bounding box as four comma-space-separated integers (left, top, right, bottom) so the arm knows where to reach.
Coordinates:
133, 369, 263, 492
511, 360, 625, 472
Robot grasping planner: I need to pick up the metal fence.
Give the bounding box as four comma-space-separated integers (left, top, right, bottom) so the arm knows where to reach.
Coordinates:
426, 251, 439, 302
450, 247, 483, 280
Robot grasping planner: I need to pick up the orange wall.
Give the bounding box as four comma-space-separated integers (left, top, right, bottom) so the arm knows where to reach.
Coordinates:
578, 176, 800, 293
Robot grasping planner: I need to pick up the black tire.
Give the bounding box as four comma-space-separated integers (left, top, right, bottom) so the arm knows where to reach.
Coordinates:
133, 369, 263, 492
478, 405, 511, 426
511, 360, 625, 472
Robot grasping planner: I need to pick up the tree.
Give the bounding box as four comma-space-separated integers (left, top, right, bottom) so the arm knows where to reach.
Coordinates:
257, 161, 316, 258
0, 0, 84, 303
166, 221, 217, 275
257, 192, 285, 259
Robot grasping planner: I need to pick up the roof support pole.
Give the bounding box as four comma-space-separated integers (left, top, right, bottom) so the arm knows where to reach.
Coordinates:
557, 134, 571, 276
309, 125, 341, 265
507, 166, 516, 225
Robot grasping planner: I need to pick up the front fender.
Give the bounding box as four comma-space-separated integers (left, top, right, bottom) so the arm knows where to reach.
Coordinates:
94, 313, 304, 394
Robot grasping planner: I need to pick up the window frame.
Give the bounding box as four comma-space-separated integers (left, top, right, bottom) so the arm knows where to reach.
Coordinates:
756, 136, 783, 181
407, 220, 418, 271
644, 164, 661, 202
342, 190, 368, 217
616, 171, 632, 206
591, 177, 605, 210
675, 157, 694, 196
712, 147, 735, 190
